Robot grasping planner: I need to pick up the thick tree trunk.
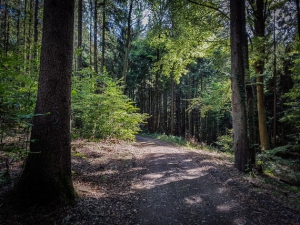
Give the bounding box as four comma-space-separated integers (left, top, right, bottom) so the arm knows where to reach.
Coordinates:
11, 0, 76, 206
230, 0, 249, 172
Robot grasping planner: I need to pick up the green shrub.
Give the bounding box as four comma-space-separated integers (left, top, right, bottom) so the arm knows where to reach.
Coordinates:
215, 131, 233, 152
257, 145, 300, 185
72, 70, 148, 141
0, 51, 38, 157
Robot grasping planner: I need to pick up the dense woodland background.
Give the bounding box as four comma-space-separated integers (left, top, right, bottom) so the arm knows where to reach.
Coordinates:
0, 0, 300, 184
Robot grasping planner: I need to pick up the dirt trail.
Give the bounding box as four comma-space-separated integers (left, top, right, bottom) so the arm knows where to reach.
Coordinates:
1, 136, 300, 225
133, 136, 246, 225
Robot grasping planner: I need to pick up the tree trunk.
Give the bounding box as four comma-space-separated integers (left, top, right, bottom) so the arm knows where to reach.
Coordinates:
23, 0, 27, 69
170, 78, 175, 135
230, 0, 249, 172
34, 0, 39, 43
175, 88, 181, 136
11, 0, 76, 206
243, 0, 255, 166
252, 0, 270, 150
27, 0, 33, 62
163, 90, 168, 133
94, 0, 98, 74
16, 0, 21, 48
122, 0, 133, 82
4, 1, 9, 55
77, 0, 83, 72
296, 0, 300, 39
3, 0, 7, 53
153, 47, 161, 132
273, 11, 277, 147
89, 0, 93, 70
100, 0, 105, 73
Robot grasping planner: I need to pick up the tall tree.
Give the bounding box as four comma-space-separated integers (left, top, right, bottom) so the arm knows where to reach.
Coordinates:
122, 0, 133, 82
100, 0, 105, 73
34, 0, 39, 43
11, 0, 76, 206
230, 0, 249, 171
78, 0, 83, 71
94, 0, 98, 73
248, 0, 270, 150
296, 0, 300, 39
272, 10, 277, 147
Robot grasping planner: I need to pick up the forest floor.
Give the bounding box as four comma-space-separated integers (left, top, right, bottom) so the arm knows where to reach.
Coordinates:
1, 135, 300, 224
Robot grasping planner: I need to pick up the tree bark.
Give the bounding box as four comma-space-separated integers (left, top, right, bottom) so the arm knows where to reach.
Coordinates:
100, 0, 105, 73
273, 11, 277, 148
163, 90, 168, 133
251, 0, 270, 150
89, 0, 93, 70
175, 88, 181, 136
34, 0, 39, 43
243, 0, 255, 166
2, 0, 7, 53
170, 78, 175, 135
94, 0, 98, 74
230, 0, 249, 172
77, 0, 83, 72
296, 0, 300, 39
23, 0, 27, 68
153, 47, 161, 132
4, 1, 9, 55
11, 0, 76, 206
16, 0, 21, 48
122, 0, 133, 82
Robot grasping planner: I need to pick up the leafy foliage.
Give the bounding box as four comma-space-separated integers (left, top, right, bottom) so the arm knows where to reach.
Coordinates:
215, 130, 233, 152
0, 51, 38, 155
257, 145, 300, 185
72, 70, 148, 141
281, 41, 300, 144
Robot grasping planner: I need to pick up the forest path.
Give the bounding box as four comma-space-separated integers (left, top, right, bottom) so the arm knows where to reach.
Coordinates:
2, 136, 299, 224
68, 135, 299, 225
132, 136, 247, 225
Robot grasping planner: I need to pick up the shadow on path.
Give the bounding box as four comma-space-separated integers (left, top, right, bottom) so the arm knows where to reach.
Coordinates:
1, 136, 299, 225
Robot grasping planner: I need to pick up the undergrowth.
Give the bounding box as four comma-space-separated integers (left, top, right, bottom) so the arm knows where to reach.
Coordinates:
257, 145, 300, 186
140, 132, 217, 151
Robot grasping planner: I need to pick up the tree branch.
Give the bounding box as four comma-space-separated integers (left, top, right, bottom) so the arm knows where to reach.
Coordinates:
186, 0, 229, 20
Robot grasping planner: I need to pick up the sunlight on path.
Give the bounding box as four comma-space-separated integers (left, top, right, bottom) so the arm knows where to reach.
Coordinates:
130, 138, 248, 225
